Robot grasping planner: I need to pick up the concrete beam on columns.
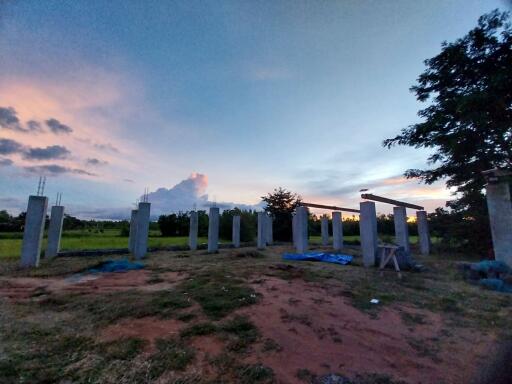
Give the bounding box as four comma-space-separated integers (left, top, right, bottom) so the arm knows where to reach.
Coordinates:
232, 215, 241, 248
359, 201, 378, 267
45, 205, 64, 258
321, 216, 329, 246
20, 195, 48, 268
416, 210, 430, 255
257, 212, 266, 249
296, 206, 309, 253
134, 202, 151, 260
128, 209, 138, 253
393, 206, 410, 254
189, 211, 199, 251
484, 169, 512, 266
332, 211, 343, 251
208, 207, 220, 253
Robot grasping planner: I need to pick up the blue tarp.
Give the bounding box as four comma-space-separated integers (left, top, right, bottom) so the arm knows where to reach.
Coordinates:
470, 260, 511, 274
480, 278, 512, 293
88, 259, 144, 273
282, 252, 353, 266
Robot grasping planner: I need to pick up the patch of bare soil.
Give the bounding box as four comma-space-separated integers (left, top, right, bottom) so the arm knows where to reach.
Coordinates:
237, 276, 497, 384
0, 270, 185, 300
99, 316, 183, 351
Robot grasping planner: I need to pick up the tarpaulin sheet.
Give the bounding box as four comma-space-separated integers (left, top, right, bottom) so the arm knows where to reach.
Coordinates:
282, 252, 353, 266
88, 259, 144, 273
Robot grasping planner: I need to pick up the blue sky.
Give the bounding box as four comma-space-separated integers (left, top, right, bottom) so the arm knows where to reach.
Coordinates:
0, 0, 508, 218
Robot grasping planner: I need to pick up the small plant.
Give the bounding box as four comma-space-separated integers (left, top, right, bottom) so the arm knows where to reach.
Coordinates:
148, 338, 195, 379
178, 271, 259, 319
180, 322, 218, 338
238, 363, 274, 383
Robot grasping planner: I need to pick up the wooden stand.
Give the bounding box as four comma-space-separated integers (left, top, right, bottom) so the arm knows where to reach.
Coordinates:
378, 245, 402, 279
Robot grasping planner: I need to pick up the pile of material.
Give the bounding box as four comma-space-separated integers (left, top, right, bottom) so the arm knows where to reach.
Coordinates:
458, 260, 512, 293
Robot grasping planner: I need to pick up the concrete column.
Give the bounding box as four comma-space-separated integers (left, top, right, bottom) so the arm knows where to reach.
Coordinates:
257, 212, 266, 249
332, 212, 343, 251
359, 201, 378, 267
45, 205, 64, 258
207, 207, 219, 253
128, 209, 138, 253
232, 215, 241, 248
321, 216, 329, 246
393, 206, 410, 254
20, 195, 48, 268
485, 177, 512, 266
134, 202, 150, 260
266, 214, 273, 245
189, 211, 198, 251
416, 210, 430, 255
292, 213, 297, 247
295, 206, 308, 253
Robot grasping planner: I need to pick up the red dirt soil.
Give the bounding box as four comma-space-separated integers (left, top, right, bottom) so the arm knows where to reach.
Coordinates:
0, 270, 184, 300
0, 270, 500, 383
237, 276, 496, 384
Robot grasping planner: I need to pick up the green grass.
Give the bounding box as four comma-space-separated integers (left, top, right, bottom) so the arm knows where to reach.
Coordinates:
177, 270, 260, 320
0, 229, 208, 259
148, 338, 195, 378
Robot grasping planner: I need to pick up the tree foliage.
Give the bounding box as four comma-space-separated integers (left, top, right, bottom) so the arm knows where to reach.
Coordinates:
261, 187, 302, 241
383, 10, 512, 253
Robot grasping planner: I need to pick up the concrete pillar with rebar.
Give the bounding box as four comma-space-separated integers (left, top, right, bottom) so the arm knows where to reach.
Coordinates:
484, 169, 512, 266
45, 205, 64, 258
20, 195, 48, 268
266, 214, 273, 245
359, 201, 378, 267
128, 209, 138, 253
232, 215, 241, 248
295, 206, 309, 253
189, 211, 198, 251
207, 207, 220, 253
320, 216, 329, 246
416, 210, 430, 255
393, 206, 410, 254
134, 202, 151, 260
332, 212, 343, 251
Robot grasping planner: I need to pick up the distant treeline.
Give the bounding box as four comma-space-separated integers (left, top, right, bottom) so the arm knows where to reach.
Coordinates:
156, 210, 420, 242
0, 210, 130, 233
2, 208, 468, 251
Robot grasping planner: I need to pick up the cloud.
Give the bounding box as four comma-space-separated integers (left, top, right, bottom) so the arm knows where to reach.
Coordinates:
86, 157, 108, 166
0, 158, 13, 166
143, 173, 262, 217
26, 120, 43, 132
23, 164, 96, 177
22, 145, 70, 160
0, 106, 44, 133
123, 178, 134, 183
45, 118, 73, 134
0, 138, 23, 155
0, 106, 23, 132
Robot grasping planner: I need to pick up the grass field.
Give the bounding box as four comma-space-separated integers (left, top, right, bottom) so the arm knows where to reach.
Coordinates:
0, 229, 208, 260
0, 230, 424, 260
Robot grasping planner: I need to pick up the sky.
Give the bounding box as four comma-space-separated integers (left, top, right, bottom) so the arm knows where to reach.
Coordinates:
0, 0, 509, 219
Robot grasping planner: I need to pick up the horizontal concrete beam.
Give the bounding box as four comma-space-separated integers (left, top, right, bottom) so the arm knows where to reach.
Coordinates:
301, 202, 360, 213
360, 194, 424, 210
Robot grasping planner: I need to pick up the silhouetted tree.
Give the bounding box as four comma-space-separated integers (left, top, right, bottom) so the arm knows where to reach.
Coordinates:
383, 10, 512, 254
262, 187, 301, 241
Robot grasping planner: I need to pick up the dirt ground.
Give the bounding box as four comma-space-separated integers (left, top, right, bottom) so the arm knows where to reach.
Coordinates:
0, 245, 510, 384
